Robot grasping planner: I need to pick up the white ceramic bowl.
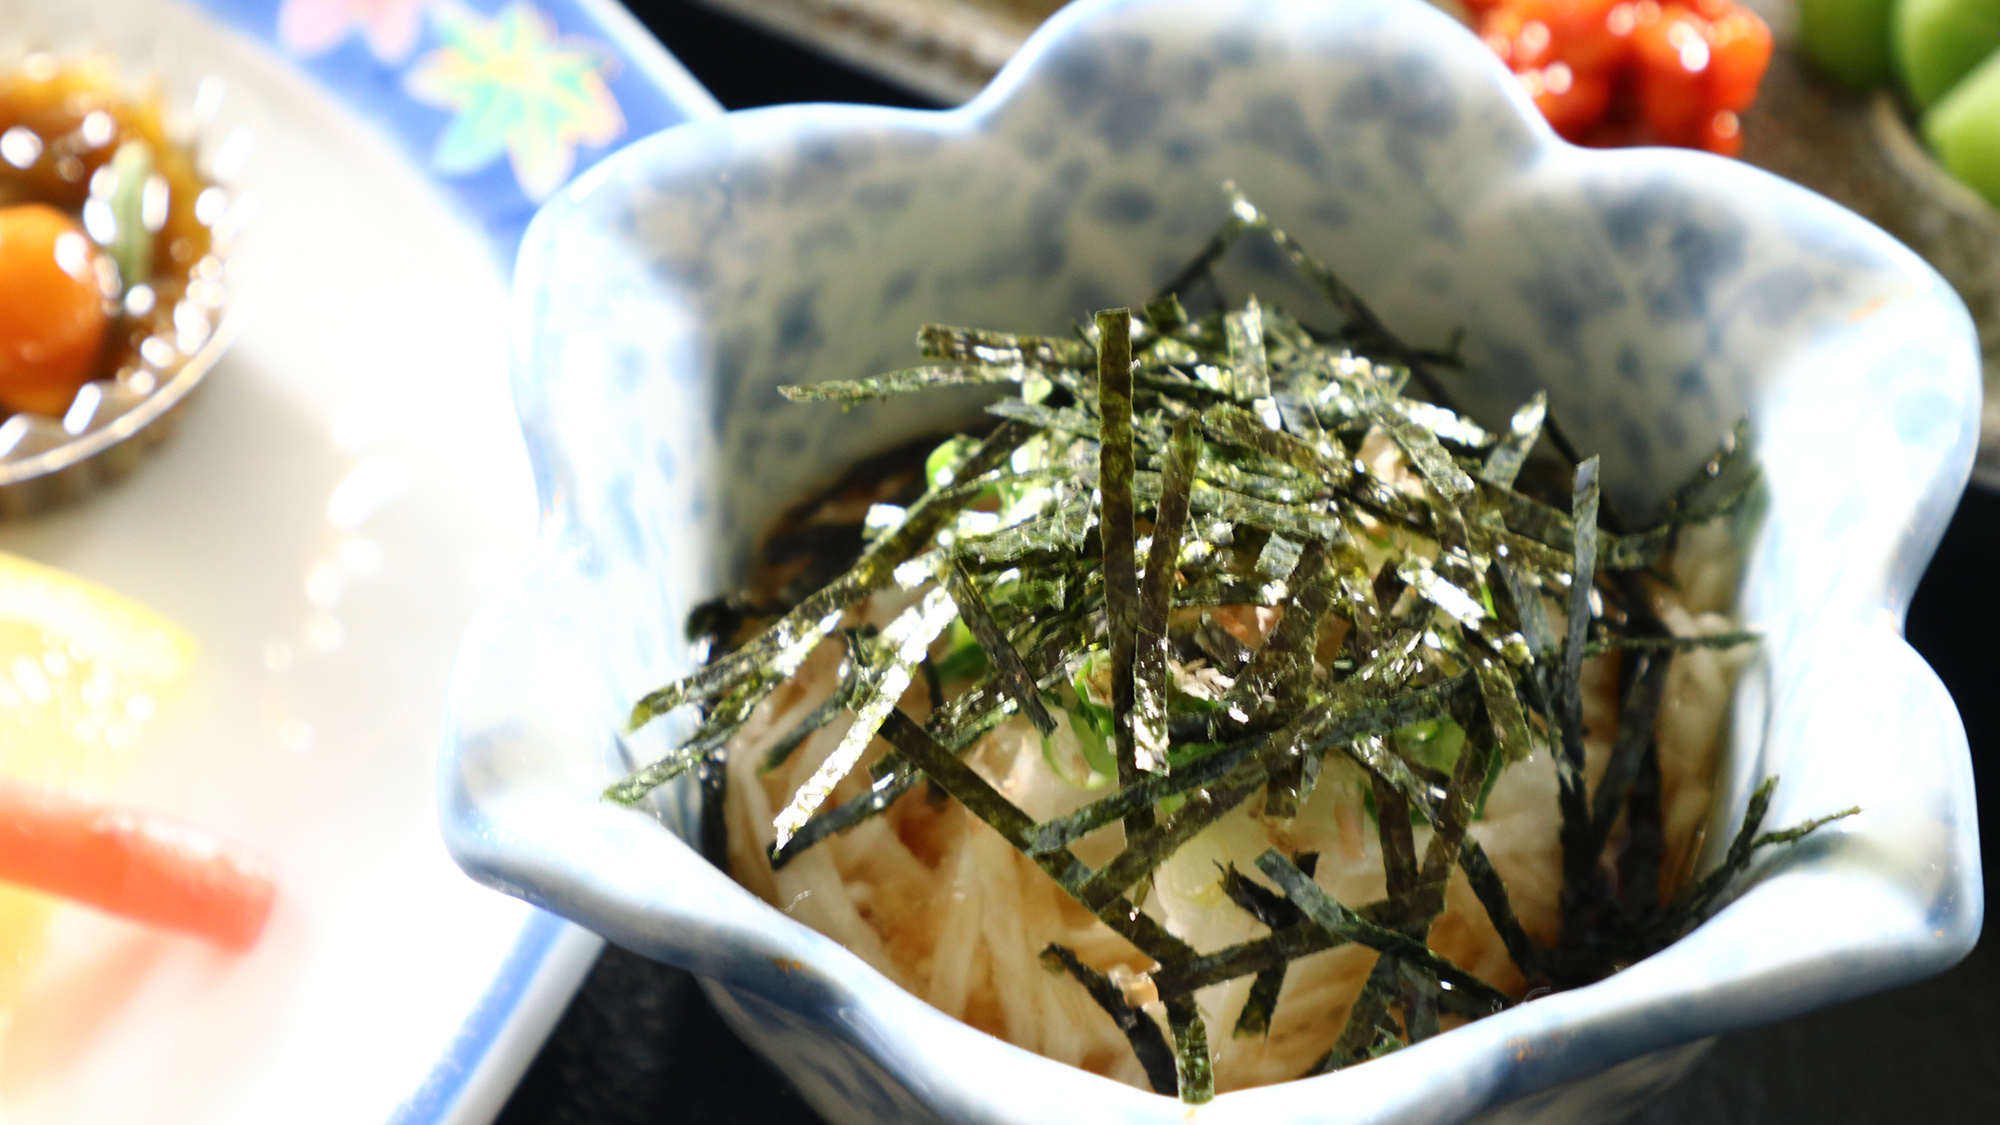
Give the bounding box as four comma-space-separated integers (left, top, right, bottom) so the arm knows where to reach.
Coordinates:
439, 0, 1985, 1121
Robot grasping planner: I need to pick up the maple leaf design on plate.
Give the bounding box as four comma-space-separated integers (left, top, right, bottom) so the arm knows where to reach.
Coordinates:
404, 2, 625, 201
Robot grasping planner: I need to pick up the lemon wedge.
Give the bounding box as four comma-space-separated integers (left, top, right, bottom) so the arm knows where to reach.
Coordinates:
0, 551, 195, 1018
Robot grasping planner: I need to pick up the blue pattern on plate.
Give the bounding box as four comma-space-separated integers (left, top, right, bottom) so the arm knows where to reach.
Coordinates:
191, 0, 719, 267
438, 0, 1985, 1122
382, 909, 569, 1125
165, 4, 714, 1123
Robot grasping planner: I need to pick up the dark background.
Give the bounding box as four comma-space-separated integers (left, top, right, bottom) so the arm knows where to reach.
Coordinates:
499, 4, 2000, 1120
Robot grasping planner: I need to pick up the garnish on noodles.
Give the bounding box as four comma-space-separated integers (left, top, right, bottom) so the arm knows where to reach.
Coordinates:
613, 193, 1854, 1101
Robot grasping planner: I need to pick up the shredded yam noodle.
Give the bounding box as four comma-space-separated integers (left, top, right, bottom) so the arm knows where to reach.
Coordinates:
724, 496, 1746, 1094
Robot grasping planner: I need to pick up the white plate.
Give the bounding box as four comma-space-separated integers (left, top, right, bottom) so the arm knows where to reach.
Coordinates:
0, 2, 617, 1121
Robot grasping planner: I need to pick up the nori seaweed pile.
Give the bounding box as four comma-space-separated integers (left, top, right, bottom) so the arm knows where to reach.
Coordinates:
611, 193, 1854, 1102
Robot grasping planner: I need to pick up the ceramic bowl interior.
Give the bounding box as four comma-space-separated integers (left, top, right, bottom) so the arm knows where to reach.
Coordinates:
0, 0, 254, 516
441, 0, 1984, 1121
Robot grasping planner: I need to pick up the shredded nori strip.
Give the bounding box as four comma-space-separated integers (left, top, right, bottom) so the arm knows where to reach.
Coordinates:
1480, 392, 1546, 488
1225, 855, 1317, 1038
1165, 995, 1214, 1104
941, 558, 1056, 737
1316, 954, 1407, 1073
1399, 959, 1441, 1044
1225, 542, 1333, 717
1646, 778, 1858, 948
875, 709, 1195, 964
1457, 836, 1543, 976
769, 765, 915, 869
1099, 310, 1149, 799
918, 323, 1093, 369
778, 363, 1036, 404
1199, 403, 1350, 487
1373, 771, 1421, 896
618, 198, 1854, 1101
1136, 419, 1202, 771
619, 419, 1030, 741
1555, 458, 1602, 938
1041, 943, 1179, 1095
1151, 906, 1375, 997
698, 750, 729, 870
604, 673, 776, 804
1587, 649, 1673, 859
1663, 418, 1752, 517
1369, 733, 1428, 1054
1233, 961, 1287, 1039
1379, 405, 1476, 503
1616, 717, 1667, 924
1255, 851, 1511, 1012
1226, 297, 1270, 401
1027, 676, 1468, 856
1583, 630, 1759, 657
759, 682, 850, 774
770, 587, 958, 849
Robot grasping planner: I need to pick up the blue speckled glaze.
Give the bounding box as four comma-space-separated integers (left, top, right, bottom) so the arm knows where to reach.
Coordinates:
439, 1, 1985, 1122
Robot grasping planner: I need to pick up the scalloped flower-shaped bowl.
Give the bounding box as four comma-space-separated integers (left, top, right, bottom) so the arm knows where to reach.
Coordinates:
440, 0, 1983, 1121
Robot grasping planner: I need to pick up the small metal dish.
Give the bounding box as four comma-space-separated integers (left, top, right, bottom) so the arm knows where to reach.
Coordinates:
0, 23, 252, 519
0, 302, 239, 518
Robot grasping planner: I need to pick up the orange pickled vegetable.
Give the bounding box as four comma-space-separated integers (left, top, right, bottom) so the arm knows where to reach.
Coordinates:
0, 204, 108, 416
0, 778, 276, 951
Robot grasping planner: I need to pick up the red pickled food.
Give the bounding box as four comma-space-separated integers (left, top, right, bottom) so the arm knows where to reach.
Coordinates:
1475, 0, 1772, 153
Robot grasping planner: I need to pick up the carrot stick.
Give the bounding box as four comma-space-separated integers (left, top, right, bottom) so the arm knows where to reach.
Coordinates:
0, 778, 276, 951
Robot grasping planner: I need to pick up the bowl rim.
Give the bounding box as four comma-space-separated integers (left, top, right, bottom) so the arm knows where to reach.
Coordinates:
443, 0, 1986, 1119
